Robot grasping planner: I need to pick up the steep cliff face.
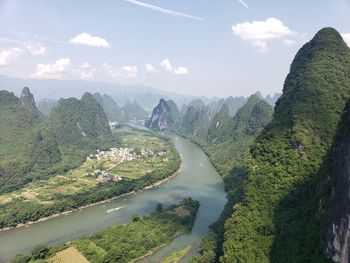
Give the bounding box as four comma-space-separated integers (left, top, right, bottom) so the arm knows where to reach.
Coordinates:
147, 98, 180, 130
324, 101, 350, 263
20, 87, 39, 115
221, 27, 350, 263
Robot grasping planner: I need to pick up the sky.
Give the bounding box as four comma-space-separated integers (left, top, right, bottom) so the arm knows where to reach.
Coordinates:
0, 0, 349, 97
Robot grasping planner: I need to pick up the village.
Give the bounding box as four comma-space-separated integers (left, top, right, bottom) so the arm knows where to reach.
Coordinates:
86, 147, 168, 182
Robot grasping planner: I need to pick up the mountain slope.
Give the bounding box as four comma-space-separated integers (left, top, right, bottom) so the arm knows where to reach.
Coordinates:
179, 104, 212, 143
0, 88, 61, 193
93, 93, 121, 122
49, 93, 113, 163
146, 99, 181, 130
190, 95, 273, 263
119, 100, 148, 122
221, 27, 350, 263
321, 100, 350, 263
37, 98, 58, 116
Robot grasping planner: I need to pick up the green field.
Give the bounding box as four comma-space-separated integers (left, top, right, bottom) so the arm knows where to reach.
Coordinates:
0, 126, 181, 229
162, 245, 192, 263
0, 126, 174, 206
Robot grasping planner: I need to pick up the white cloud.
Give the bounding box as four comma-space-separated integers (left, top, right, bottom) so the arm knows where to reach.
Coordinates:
76, 62, 95, 80
238, 0, 249, 9
232, 17, 296, 52
0, 41, 47, 67
120, 66, 138, 78
144, 63, 156, 72
25, 42, 47, 55
33, 58, 71, 79
33, 59, 96, 80
123, 0, 205, 21
70, 33, 111, 48
160, 59, 172, 72
341, 33, 350, 47
174, 66, 188, 75
102, 63, 138, 79
283, 39, 296, 47
0, 47, 24, 66
160, 59, 189, 75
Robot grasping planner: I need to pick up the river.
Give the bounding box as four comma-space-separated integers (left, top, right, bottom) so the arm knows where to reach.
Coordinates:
0, 135, 227, 262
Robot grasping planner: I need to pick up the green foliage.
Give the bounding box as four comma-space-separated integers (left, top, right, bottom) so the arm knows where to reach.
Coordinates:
179, 105, 212, 143
0, 89, 60, 193
0, 89, 115, 194
11, 199, 200, 263
0, 128, 181, 229
31, 244, 51, 260
221, 27, 350, 263
188, 95, 273, 262
132, 214, 141, 222
207, 104, 234, 143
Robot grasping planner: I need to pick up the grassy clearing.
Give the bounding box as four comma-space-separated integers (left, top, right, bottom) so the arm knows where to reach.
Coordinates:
48, 247, 90, 263
162, 245, 193, 263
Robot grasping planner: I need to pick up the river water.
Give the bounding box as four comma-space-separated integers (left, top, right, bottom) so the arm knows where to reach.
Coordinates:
0, 135, 227, 262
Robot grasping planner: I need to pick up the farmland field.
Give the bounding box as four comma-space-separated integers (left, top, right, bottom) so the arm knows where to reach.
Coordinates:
0, 126, 178, 211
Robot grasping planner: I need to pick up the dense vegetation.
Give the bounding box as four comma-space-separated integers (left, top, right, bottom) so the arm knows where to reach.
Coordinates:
146, 91, 274, 263
11, 198, 200, 263
220, 27, 350, 262
0, 127, 180, 229
190, 95, 273, 262
179, 103, 212, 144
36, 98, 58, 116
0, 88, 60, 193
49, 93, 114, 168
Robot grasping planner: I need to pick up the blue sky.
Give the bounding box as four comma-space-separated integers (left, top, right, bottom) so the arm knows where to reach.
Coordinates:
0, 0, 349, 97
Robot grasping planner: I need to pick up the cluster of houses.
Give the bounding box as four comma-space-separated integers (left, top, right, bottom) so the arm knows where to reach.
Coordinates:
87, 148, 135, 162
94, 169, 122, 183
85, 147, 169, 183
87, 148, 168, 162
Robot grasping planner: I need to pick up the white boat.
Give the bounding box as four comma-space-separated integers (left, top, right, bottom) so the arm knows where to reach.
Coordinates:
105, 206, 125, 214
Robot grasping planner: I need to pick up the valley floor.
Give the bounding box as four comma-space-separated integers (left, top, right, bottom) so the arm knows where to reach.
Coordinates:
0, 126, 181, 231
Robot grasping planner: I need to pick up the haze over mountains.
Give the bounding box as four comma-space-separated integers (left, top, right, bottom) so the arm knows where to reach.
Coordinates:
0, 74, 280, 114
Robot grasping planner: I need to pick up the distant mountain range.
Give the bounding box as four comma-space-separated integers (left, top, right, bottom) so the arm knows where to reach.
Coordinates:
0, 74, 280, 113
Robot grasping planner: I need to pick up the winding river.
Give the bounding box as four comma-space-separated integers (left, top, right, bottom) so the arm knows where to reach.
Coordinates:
0, 135, 227, 262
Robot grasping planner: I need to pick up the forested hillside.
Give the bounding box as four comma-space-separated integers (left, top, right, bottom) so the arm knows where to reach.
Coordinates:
191, 95, 273, 262
0, 89, 114, 194
147, 93, 274, 263
0, 88, 60, 193
221, 27, 350, 262
49, 92, 113, 170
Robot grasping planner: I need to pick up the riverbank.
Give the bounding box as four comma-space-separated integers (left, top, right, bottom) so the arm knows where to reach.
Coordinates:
0, 135, 227, 263
0, 161, 183, 233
